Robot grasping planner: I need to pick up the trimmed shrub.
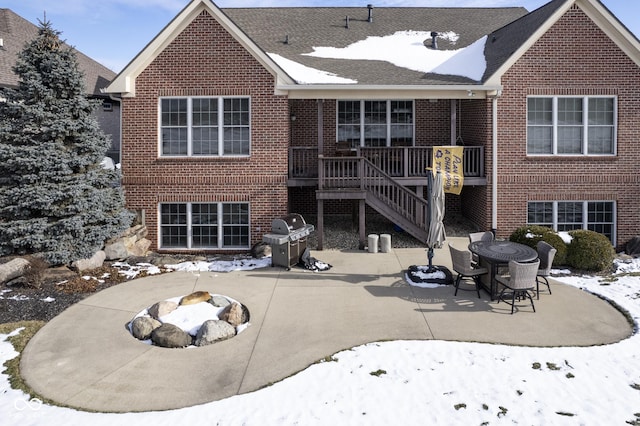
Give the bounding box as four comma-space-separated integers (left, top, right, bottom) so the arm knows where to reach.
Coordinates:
509, 225, 567, 266
566, 230, 615, 272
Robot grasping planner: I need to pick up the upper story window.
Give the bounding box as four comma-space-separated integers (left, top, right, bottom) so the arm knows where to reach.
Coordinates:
527, 96, 616, 155
160, 97, 250, 157
337, 100, 414, 148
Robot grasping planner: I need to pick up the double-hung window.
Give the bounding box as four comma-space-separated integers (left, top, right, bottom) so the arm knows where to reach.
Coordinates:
160, 97, 250, 156
527, 201, 615, 243
337, 100, 414, 148
159, 202, 250, 249
527, 96, 616, 155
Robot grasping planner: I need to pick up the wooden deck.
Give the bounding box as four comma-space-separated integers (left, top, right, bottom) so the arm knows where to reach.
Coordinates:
288, 145, 485, 249
288, 145, 485, 186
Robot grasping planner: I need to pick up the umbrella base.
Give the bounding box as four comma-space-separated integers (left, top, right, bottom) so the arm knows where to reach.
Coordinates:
406, 265, 453, 286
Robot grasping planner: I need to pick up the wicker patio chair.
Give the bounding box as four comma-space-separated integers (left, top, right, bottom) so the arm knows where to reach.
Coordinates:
449, 243, 488, 298
468, 231, 495, 264
496, 259, 540, 314
468, 231, 495, 244
535, 241, 557, 299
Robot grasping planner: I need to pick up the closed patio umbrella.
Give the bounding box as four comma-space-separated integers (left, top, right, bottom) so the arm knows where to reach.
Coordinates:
405, 170, 452, 286
426, 170, 446, 271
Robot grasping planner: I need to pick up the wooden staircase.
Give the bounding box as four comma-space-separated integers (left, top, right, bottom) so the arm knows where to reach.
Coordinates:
316, 155, 430, 245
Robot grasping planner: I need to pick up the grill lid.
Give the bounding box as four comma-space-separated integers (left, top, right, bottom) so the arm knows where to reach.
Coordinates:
263, 213, 314, 244
271, 213, 306, 234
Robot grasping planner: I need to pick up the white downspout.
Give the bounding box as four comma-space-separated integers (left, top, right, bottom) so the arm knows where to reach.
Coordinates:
491, 96, 498, 233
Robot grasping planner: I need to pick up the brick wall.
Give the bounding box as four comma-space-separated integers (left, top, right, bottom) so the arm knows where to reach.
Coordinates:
290, 99, 320, 148
415, 99, 451, 146
120, 10, 290, 252
130, 7, 640, 251
492, 4, 640, 248
456, 99, 493, 231
292, 6, 640, 249
290, 99, 451, 150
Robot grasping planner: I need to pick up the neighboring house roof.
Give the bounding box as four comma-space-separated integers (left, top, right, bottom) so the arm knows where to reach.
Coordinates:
106, 0, 640, 99
0, 8, 115, 96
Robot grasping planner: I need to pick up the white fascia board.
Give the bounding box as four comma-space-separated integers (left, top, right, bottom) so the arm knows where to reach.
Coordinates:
105, 0, 293, 97
277, 84, 502, 100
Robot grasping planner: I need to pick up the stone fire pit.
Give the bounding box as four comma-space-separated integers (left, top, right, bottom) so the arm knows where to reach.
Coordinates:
128, 291, 250, 348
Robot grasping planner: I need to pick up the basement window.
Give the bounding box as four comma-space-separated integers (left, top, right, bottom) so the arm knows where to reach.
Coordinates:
527, 201, 615, 244
159, 202, 250, 249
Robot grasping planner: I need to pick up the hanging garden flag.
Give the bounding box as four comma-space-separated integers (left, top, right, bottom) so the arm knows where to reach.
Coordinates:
432, 146, 464, 195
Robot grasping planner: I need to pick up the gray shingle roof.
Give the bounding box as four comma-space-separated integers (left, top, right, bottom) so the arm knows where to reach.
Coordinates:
222, 6, 529, 85
0, 8, 115, 96
483, 0, 568, 82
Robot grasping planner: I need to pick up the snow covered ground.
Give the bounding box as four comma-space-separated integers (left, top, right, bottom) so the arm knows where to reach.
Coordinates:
2, 257, 640, 425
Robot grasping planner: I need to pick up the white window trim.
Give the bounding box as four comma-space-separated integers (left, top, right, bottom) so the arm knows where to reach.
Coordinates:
158, 96, 251, 158
336, 100, 415, 147
527, 95, 617, 156
527, 200, 616, 245
158, 202, 250, 250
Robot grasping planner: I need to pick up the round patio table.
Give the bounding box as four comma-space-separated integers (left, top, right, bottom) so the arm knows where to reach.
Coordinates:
468, 241, 538, 300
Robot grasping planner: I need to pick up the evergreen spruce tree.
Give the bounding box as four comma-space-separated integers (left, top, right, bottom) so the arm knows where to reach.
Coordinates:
0, 20, 133, 265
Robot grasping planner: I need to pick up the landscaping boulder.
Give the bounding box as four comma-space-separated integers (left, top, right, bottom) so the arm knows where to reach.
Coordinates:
103, 240, 129, 261
147, 300, 179, 320
71, 251, 106, 272
151, 255, 182, 267
180, 291, 211, 306
626, 236, 640, 257
130, 238, 152, 257
209, 295, 231, 308
220, 302, 250, 327
6, 276, 28, 287
151, 323, 192, 348
104, 225, 151, 260
131, 316, 161, 340
0, 258, 31, 284
194, 320, 236, 346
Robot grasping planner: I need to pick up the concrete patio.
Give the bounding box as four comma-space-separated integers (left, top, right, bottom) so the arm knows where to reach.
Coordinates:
20, 237, 632, 413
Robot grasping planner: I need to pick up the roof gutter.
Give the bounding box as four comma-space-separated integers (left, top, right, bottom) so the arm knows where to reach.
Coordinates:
275, 84, 503, 99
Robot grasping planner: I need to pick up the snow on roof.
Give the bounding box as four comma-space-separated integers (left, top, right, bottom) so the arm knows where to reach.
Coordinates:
269, 31, 488, 84
268, 53, 357, 84
431, 36, 488, 81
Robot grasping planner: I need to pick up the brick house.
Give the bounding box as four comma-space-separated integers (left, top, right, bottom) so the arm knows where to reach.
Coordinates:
106, 0, 640, 253
0, 8, 122, 163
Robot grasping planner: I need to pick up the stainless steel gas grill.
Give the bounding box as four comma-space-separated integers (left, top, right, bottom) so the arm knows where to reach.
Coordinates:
262, 213, 315, 269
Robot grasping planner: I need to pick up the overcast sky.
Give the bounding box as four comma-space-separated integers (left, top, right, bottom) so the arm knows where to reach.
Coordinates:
3, 0, 638, 72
